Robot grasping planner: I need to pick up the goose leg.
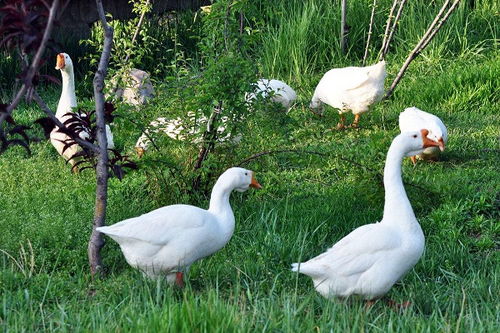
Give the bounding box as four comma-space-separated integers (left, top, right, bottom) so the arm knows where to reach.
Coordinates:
385, 299, 411, 310
175, 272, 184, 288
351, 114, 360, 128
410, 156, 417, 165
336, 114, 346, 130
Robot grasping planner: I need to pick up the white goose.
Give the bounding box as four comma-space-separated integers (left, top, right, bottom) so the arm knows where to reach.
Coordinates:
245, 79, 297, 110
310, 61, 386, 129
399, 107, 447, 164
97, 167, 262, 285
50, 53, 114, 169
292, 130, 442, 304
135, 113, 240, 157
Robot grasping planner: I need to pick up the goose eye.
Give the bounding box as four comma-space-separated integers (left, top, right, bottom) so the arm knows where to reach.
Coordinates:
244, 172, 248, 176
412, 134, 417, 138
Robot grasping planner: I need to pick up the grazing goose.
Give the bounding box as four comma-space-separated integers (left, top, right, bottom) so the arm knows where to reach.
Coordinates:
135, 113, 240, 157
245, 79, 297, 111
97, 167, 262, 285
310, 61, 386, 129
292, 130, 442, 305
50, 53, 114, 169
399, 107, 447, 164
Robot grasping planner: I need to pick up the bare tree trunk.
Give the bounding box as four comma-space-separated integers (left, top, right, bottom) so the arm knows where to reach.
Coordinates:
381, 0, 408, 58
362, 0, 377, 66
88, 0, 114, 278
384, 0, 460, 100
378, 0, 398, 61
340, 0, 348, 54
0, 0, 59, 125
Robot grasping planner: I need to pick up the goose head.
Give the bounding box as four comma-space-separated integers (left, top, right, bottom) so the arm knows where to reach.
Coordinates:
55, 53, 74, 72
402, 129, 444, 157
218, 167, 262, 193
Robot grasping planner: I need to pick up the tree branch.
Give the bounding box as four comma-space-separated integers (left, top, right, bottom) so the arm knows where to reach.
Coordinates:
0, 0, 59, 125
362, 0, 377, 66
340, 0, 348, 55
384, 0, 460, 100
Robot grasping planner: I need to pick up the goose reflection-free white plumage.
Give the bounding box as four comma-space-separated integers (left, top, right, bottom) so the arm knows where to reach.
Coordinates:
310, 61, 386, 127
292, 130, 442, 300
399, 107, 447, 161
97, 167, 261, 283
50, 53, 114, 168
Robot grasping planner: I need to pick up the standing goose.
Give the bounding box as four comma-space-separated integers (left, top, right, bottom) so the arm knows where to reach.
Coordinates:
310, 61, 386, 129
399, 107, 447, 164
245, 79, 297, 111
97, 167, 262, 285
50, 53, 114, 169
292, 130, 442, 304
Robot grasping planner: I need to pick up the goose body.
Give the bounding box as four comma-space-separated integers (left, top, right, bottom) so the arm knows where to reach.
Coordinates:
135, 113, 240, 157
292, 130, 442, 300
97, 167, 262, 283
246, 79, 297, 110
50, 53, 115, 168
310, 61, 386, 128
399, 107, 447, 162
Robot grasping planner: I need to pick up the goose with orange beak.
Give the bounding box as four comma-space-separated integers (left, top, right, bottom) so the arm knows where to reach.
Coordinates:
97, 167, 261, 286
50, 53, 115, 170
399, 107, 447, 164
292, 130, 442, 307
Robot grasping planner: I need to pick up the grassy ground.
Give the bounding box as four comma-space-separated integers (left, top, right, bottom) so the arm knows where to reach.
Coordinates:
1, 1, 499, 332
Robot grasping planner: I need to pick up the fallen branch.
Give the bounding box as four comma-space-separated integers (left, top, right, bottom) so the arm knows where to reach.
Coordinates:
362, 0, 377, 66
384, 0, 460, 100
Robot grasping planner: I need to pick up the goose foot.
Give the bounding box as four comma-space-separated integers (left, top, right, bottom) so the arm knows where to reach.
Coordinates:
336, 114, 346, 130
365, 300, 377, 308
350, 114, 360, 128
385, 299, 411, 310
175, 272, 184, 288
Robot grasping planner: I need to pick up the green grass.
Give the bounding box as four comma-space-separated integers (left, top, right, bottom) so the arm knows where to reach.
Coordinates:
1, 1, 500, 332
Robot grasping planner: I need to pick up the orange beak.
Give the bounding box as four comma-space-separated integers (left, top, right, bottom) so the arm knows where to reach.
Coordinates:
55, 53, 65, 70
421, 129, 444, 151
437, 137, 445, 152
250, 172, 262, 189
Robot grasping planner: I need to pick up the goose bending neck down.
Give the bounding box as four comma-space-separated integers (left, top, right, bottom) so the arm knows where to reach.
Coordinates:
97, 167, 262, 286
292, 130, 442, 304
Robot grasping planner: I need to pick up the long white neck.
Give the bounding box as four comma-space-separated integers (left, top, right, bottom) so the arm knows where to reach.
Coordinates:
56, 68, 77, 117
208, 179, 235, 239
381, 137, 417, 226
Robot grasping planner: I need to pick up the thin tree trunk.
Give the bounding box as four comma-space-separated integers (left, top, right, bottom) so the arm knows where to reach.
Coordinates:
0, 0, 59, 125
384, 0, 460, 100
89, 0, 114, 278
340, 0, 348, 54
381, 0, 408, 58
362, 0, 377, 66
378, 0, 398, 61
